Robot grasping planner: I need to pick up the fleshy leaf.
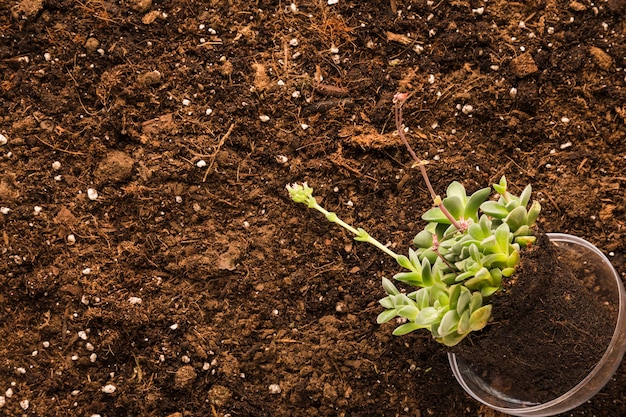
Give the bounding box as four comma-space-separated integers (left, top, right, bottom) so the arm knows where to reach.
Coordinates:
506, 250, 520, 268
480, 285, 500, 297
396, 255, 413, 271
377, 309, 398, 324
469, 292, 483, 313
379, 296, 395, 309
493, 176, 507, 195
457, 310, 471, 334
505, 206, 528, 232
495, 223, 511, 252
408, 248, 420, 268
441, 331, 467, 346
421, 258, 434, 286
393, 322, 424, 336
519, 184, 532, 207
415, 288, 430, 310
438, 310, 460, 336
382, 277, 400, 296
414, 307, 440, 326
394, 271, 422, 286
480, 201, 509, 219
469, 304, 492, 330
515, 235, 536, 247
464, 187, 491, 221
501, 267, 516, 277
442, 196, 464, 220
448, 285, 462, 310
456, 289, 471, 316
413, 230, 434, 248
397, 305, 419, 321
446, 181, 468, 202
527, 201, 541, 225
422, 206, 451, 224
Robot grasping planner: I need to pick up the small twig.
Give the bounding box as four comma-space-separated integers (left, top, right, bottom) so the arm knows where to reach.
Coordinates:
34, 135, 85, 155
202, 123, 235, 182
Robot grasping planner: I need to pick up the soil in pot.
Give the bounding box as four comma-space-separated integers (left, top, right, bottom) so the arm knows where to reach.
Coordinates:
449, 231, 617, 404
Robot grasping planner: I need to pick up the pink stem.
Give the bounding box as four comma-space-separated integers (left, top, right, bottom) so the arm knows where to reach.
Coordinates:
394, 97, 465, 232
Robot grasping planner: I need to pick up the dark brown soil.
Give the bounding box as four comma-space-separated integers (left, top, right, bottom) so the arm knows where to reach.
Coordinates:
1, 0, 625, 416
451, 231, 617, 405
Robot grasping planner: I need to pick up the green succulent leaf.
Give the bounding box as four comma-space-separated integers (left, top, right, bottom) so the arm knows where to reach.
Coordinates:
397, 304, 419, 321
480, 201, 510, 219
464, 269, 490, 290
436, 289, 449, 308
377, 309, 398, 324
393, 322, 425, 336
527, 201, 541, 225
415, 288, 430, 310
441, 331, 467, 346
479, 214, 493, 234
393, 271, 423, 286
438, 310, 461, 336
413, 230, 434, 248
457, 310, 471, 334
513, 225, 530, 237
505, 205, 528, 232
505, 199, 519, 212
420, 249, 439, 265
382, 277, 400, 296
442, 272, 458, 285
481, 253, 508, 268
442, 196, 464, 220
469, 304, 492, 330
408, 248, 420, 268
434, 222, 451, 239
480, 286, 500, 297
515, 235, 536, 247
379, 296, 395, 309
469, 243, 482, 264
501, 267, 516, 277
456, 289, 471, 316
421, 258, 434, 286
464, 187, 491, 221
493, 176, 508, 197
488, 268, 503, 286
506, 250, 520, 268
469, 292, 483, 314
448, 285, 462, 310
455, 269, 476, 282
422, 206, 450, 224
519, 184, 532, 207
446, 181, 468, 202
414, 307, 440, 326
468, 222, 488, 241
396, 255, 414, 271
495, 223, 511, 252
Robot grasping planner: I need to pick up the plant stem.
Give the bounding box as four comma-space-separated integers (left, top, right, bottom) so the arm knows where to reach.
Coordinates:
393, 96, 466, 232
310, 204, 400, 260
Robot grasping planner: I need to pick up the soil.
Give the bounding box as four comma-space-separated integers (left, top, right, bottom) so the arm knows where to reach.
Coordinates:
451, 231, 617, 405
1, 0, 625, 416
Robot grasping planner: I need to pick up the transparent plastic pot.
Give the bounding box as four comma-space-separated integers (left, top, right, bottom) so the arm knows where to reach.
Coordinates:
448, 233, 626, 417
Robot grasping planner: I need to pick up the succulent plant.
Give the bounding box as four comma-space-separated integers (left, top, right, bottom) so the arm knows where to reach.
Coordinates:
286, 93, 541, 346
287, 177, 540, 346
